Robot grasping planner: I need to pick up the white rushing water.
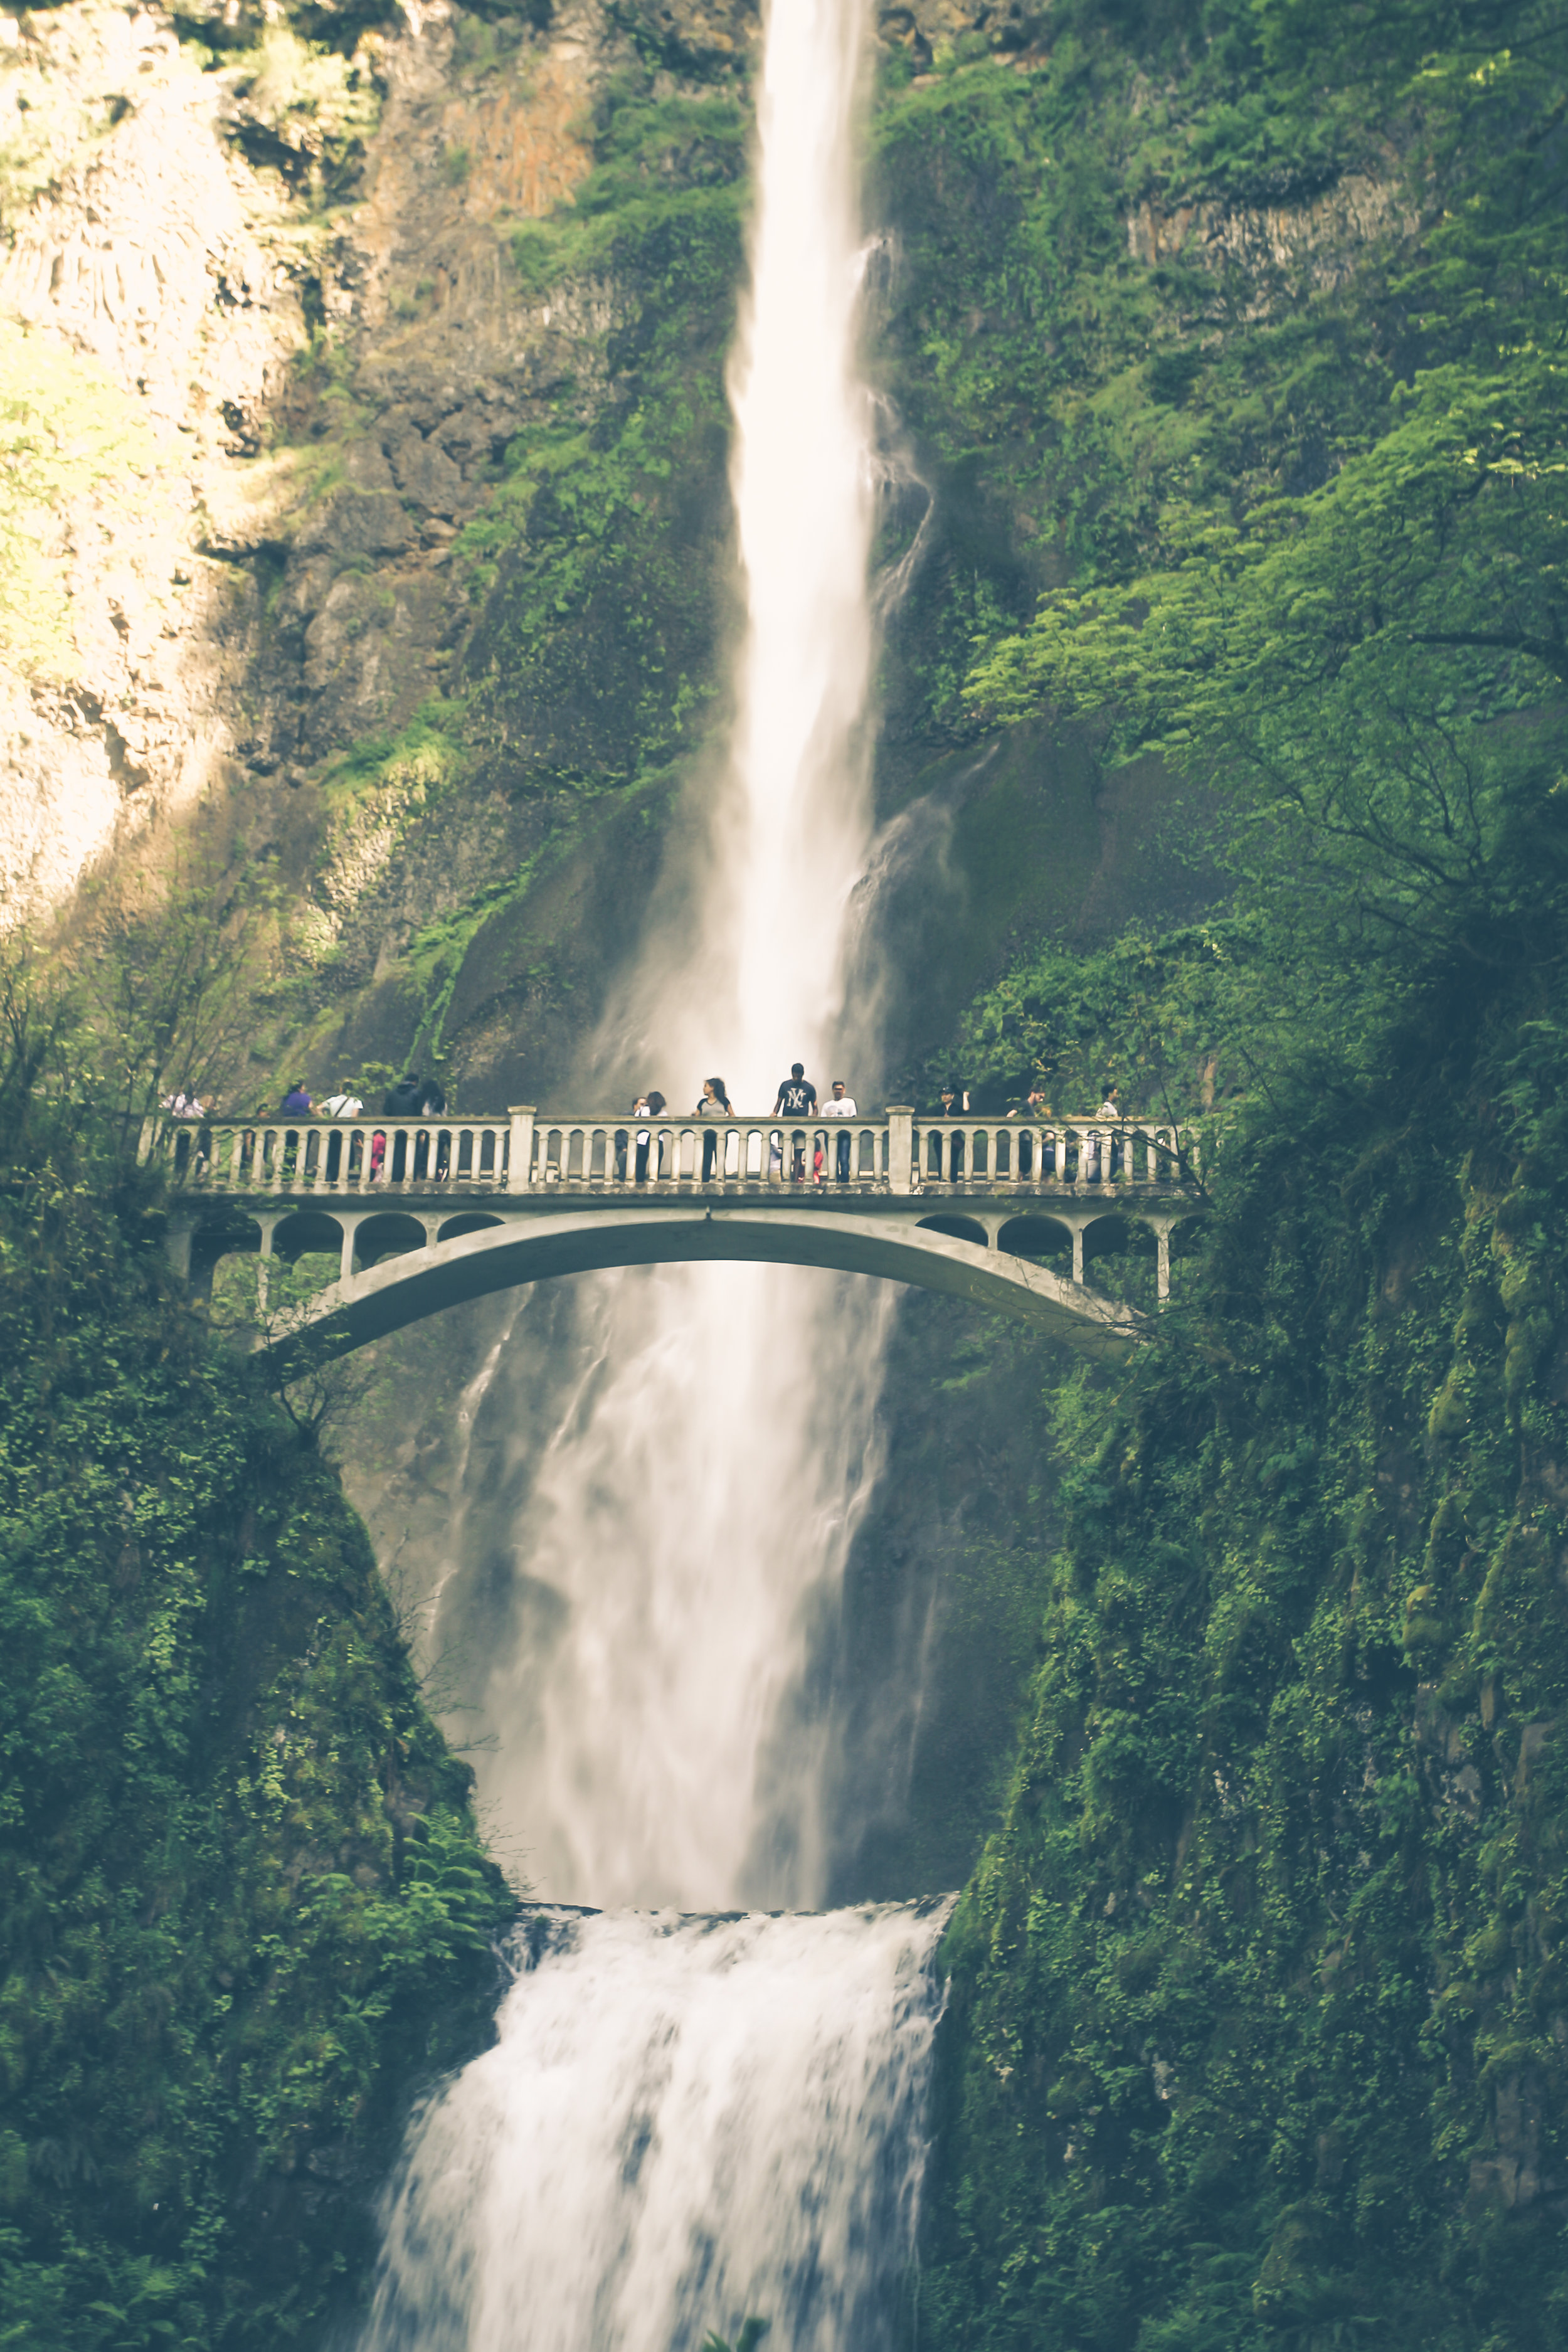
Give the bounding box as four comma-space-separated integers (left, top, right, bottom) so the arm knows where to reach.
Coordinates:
467, 0, 891, 1913
363, 1905, 948, 2352
365, 3, 950, 2343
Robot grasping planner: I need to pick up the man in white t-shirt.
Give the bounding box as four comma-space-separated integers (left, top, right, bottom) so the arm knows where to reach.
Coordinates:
820, 1077, 858, 1184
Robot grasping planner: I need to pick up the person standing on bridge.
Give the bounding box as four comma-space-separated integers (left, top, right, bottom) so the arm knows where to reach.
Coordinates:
820, 1077, 858, 1183
935, 1083, 965, 1184
415, 1074, 448, 1179
383, 1073, 423, 1119
773, 1062, 817, 1181
319, 1085, 364, 1182
696, 1077, 733, 1182
632, 1091, 666, 1183
1098, 1083, 1122, 1179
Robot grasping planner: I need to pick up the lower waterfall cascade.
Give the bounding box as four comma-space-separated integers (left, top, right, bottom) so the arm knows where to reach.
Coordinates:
361, 1905, 950, 2352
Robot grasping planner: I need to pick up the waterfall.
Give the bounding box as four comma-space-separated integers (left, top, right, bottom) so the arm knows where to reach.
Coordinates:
463, 0, 889, 1914
361, 2, 948, 2339
362, 1905, 948, 2352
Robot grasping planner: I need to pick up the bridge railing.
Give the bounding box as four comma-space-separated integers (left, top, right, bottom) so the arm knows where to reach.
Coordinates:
911, 1117, 1197, 1192
146, 1116, 514, 1195
146, 1109, 1203, 1199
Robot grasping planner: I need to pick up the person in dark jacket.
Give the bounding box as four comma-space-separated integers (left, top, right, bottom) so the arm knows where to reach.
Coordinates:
381, 1074, 422, 1181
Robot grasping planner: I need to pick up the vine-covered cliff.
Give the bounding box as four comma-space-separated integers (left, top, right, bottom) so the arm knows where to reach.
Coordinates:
886, 1, 1568, 2342
0, 1027, 514, 2346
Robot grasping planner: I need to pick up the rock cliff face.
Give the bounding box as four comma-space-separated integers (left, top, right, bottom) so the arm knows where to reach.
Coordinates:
0, 0, 621, 935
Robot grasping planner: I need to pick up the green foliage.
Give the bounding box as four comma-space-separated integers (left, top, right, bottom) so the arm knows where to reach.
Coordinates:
957, 917, 1258, 1115
463, 85, 749, 789
0, 991, 513, 2345
872, 0, 1566, 761
911, 9, 1568, 2341
957, 13, 1567, 977
233, 22, 379, 170
928, 978, 1568, 2349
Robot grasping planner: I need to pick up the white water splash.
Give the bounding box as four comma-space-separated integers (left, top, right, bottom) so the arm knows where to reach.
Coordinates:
361, 1904, 948, 2352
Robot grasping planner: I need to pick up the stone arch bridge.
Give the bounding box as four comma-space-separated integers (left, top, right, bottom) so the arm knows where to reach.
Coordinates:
152, 1106, 1208, 1367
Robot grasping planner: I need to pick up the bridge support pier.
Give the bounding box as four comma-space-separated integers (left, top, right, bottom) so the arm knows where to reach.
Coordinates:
1073, 1226, 1084, 1286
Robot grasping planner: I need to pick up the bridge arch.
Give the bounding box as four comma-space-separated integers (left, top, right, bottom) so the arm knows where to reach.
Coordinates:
918, 1212, 989, 1249
189, 1209, 262, 1291
1083, 1210, 1157, 1263
998, 1212, 1073, 1261
273, 1209, 346, 1263
354, 1210, 430, 1271
437, 1210, 506, 1246
256, 1203, 1146, 1374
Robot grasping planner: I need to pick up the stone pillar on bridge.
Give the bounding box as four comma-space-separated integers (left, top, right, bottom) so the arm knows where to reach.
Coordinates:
508, 1106, 536, 1194
886, 1107, 913, 1195
1072, 1225, 1084, 1286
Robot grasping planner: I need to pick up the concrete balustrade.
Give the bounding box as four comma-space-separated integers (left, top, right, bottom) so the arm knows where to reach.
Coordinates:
149, 1109, 1200, 1201
151, 1115, 515, 1195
